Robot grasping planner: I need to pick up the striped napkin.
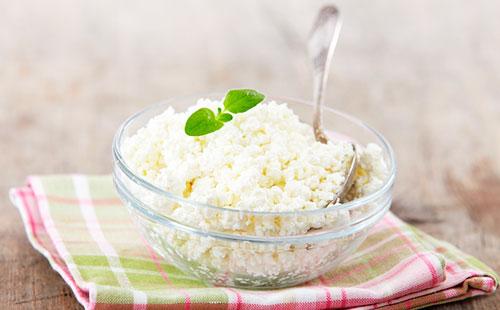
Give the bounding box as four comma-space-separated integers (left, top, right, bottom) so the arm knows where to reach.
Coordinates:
10, 175, 498, 309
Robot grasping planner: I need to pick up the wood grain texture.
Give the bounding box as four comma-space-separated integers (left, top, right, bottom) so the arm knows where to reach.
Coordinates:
0, 0, 498, 308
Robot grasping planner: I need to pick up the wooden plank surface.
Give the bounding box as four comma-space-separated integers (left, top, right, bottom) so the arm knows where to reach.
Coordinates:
1, 0, 498, 308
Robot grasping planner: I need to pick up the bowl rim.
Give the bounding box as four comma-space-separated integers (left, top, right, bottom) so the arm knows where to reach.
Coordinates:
112, 93, 397, 216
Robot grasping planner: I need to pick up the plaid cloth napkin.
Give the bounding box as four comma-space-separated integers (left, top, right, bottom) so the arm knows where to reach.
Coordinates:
10, 175, 498, 310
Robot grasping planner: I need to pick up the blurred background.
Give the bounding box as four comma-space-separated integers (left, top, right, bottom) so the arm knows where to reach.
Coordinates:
1, 0, 499, 308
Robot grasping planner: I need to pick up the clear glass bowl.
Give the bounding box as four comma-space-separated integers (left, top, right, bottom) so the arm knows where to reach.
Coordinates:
112, 94, 396, 289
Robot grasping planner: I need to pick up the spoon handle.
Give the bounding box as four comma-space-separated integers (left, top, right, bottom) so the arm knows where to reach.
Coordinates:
309, 6, 342, 142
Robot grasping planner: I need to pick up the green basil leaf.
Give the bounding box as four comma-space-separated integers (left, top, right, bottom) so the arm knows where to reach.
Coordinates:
223, 89, 265, 114
218, 113, 233, 122
184, 108, 224, 136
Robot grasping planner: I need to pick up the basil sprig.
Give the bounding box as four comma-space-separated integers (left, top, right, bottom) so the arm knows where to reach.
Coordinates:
185, 89, 265, 136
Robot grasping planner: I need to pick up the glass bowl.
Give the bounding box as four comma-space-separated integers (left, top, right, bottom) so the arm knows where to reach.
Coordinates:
112, 94, 396, 289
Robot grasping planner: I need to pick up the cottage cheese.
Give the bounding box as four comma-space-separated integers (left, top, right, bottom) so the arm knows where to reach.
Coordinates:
121, 98, 390, 286
123, 99, 388, 236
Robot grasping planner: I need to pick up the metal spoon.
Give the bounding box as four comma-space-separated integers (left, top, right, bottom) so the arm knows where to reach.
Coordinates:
308, 5, 358, 206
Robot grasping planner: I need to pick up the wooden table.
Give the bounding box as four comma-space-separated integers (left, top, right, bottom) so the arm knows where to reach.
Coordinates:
1, 0, 498, 308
